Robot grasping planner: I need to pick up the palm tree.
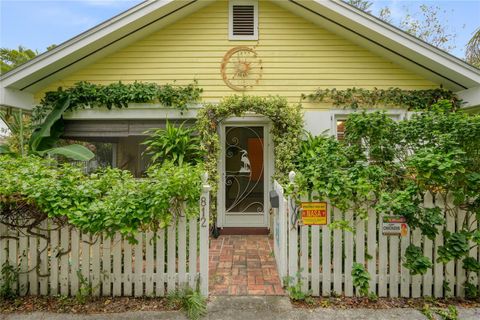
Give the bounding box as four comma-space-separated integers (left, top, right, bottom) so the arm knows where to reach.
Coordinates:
466, 28, 480, 68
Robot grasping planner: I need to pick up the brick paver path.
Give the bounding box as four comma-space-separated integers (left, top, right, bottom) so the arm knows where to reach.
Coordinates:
209, 235, 285, 296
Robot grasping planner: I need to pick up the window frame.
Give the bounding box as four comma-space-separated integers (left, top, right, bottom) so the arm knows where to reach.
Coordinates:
228, 0, 259, 41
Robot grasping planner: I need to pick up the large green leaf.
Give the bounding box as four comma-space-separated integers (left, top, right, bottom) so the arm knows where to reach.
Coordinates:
29, 95, 70, 152
39, 144, 94, 161
0, 144, 12, 155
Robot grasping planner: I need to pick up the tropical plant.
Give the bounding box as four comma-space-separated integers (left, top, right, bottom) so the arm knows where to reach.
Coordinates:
28, 96, 94, 161
0, 107, 31, 156
143, 121, 204, 166
0, 46, 37, 74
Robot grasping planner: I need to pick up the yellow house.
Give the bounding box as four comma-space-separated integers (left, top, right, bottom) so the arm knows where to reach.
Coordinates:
1, 0, 480, 231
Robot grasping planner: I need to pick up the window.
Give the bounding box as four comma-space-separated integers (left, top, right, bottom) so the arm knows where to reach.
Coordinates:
229, 0, 258, 40
332, 111, 404, 141
336, 119, 346, 141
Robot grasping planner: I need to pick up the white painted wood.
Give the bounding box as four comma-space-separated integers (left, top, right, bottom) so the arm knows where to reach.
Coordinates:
411, 229, 422, 298
322, 201, 331, 296
26, 236, 40, 296
311, 225, 320, 296
101, 234, 111, 296
422, 192, 434, 296
199, 180, 210, 296
145, 231, 154, 296
456, 207, 466, 297
49, 227, 59, 295
178, 216, 187, 287
156, 228, 165, 296
445, 194, 455, 297
400, 225, 410, 298
112, 233, 122, 296
288, 195, 298, 282
167, 223, 176, 293
333, 207, 342, 295
123, 237, 133, 296
300, 225, 308, 293
134, 233, 143, 297
8, 230, 18, 294
38, 222, 48, 295
188, 218, 198, 289
59, 227, 69, 296
17, 233, 27, 296
354, 212, 364, 296
70, 229, 80, 296
91, 234, 101, 296
389, 235, 399, 297
344, 210, 353, 296
367, 208, 377, 295
0, 224, 7, 289
80, 233, 91, 294
378, 214, 388, 297
434, 194, 445, 298
469, 219, 478, 297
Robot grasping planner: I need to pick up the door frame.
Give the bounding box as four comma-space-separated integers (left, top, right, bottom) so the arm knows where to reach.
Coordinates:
217, 116, 274, 229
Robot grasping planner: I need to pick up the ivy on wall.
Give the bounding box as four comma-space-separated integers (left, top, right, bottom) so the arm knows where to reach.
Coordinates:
303, 87, 462, 110
32, 80, 203, 122
196, 95, 304, 222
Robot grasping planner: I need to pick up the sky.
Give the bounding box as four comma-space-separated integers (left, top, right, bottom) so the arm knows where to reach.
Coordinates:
0, 0, 479, 58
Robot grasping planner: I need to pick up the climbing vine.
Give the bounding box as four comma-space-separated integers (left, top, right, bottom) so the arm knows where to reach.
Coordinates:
32, 80, 202, 122
196, 95, 304, 222
0, 156, 203, 243
303, 87, 462, 110
294, 100, 480, 297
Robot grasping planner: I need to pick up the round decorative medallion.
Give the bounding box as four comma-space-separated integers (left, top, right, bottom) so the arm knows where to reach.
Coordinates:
221, 46, 263, 91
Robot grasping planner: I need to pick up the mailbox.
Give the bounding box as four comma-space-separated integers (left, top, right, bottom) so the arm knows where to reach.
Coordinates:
269, 190, 279, 208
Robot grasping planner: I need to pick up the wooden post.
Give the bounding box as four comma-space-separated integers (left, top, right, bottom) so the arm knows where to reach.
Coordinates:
199, 172, 211, 296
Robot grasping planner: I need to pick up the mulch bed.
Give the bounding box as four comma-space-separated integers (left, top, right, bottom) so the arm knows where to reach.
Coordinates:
0, 296, 177, 314
292, 296, 480, 309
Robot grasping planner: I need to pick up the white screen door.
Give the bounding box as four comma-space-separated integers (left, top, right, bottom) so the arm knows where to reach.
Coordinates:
221, 125, 268, 227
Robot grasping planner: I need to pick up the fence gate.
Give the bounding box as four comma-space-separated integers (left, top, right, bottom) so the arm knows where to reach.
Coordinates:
0, 175, 211, 297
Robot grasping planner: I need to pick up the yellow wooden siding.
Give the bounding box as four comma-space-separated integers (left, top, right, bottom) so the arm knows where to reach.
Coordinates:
35, 0, 438, 108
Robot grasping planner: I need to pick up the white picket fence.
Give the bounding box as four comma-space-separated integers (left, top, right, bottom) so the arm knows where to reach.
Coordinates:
0, 180, 211, 297
273, 175, 480, 298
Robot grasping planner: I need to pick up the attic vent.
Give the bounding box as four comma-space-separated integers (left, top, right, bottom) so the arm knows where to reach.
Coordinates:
229, 0, 258, 40
232, 5, 254, 36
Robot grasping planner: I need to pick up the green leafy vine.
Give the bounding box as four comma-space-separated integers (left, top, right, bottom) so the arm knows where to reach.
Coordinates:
196, 95, 304, 222
33, 80, 203, 122
303, 87, 462, 110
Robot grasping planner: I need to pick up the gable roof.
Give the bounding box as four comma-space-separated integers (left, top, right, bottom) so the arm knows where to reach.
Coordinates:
1, 0, 480, 109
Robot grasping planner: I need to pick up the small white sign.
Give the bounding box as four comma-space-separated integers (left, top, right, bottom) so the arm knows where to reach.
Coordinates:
382, 215, 408, 236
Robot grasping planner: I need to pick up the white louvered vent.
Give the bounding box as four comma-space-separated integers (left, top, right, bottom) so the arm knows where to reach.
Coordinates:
229, 0, 258, 40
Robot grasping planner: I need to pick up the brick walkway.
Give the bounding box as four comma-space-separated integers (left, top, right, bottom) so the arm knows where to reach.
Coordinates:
209, 235, 285, 296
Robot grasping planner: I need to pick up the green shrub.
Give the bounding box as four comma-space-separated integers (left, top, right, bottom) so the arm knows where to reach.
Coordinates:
0, 155, 203, 242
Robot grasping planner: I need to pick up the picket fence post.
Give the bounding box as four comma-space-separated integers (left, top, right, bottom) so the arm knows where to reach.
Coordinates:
199, 172, 211, 296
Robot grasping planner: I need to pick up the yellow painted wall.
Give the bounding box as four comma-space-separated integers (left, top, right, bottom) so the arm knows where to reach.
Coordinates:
35, 0, 438, 108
